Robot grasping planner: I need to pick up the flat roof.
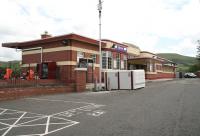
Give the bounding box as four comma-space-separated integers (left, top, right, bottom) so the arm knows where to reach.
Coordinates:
2, 33, 106, 49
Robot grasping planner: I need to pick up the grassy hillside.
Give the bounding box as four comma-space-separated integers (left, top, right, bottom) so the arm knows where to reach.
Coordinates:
157, 53, 197, 72
157, 53, 197, 65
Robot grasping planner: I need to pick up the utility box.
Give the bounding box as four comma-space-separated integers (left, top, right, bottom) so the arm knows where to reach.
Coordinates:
132, 70, 145, 89
119, 71, 132, 89
107, 71, 119, 90
105, 70, 145, 90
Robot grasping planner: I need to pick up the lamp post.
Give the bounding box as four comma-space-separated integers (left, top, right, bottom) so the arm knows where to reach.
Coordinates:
98, 0, 103, 90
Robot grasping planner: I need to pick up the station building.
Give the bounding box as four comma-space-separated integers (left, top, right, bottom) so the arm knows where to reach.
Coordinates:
2, 32, 176, 84
101, 39, 128, 70
2, 32, 104, 84
128, 51, 176, 79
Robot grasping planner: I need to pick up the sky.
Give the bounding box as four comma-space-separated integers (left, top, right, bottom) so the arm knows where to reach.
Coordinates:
0, 0, 200, 61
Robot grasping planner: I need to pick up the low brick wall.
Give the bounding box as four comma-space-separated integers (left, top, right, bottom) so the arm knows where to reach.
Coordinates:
146, 72, 175, 80
0, 85, 75, 101
75, 69, 86, 92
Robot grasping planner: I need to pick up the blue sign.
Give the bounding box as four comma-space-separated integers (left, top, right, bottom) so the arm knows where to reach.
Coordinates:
113, 44, 127, 52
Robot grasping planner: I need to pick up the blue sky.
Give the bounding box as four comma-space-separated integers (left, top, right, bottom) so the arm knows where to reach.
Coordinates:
0, 0, 200, 61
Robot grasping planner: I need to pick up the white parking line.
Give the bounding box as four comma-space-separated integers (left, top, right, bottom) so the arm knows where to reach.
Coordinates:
2, 112, 27, 136
0, 100, 106, 135
17, 116, 47, 126
0, 109, 7, 115
0, 116, 45, 121
51, 104, 105, 117
0, 121, 10, 126
0, 127, 9, 131
0, 108, 79, 136
44, 116, 50, 134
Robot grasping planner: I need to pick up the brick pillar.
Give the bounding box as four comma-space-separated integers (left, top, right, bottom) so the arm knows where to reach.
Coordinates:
75, 68, 87, 92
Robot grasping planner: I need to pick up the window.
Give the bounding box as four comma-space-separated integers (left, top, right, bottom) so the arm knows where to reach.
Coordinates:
116, 53, 120, 69
102, 57, 107, 69
102, 51, 107, 69
107, 51, 112, 69
102, 51, 112, 69
150, 63, 153, 72
77, 51, 84, 63
90, 54, 96, 63
121, 61, 124, 69
124, 55, 127, 70
108, 57, 112, 69
113, 59, 117, 69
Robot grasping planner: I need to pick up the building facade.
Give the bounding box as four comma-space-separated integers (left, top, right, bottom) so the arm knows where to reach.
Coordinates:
3, 33, 104, 84
3, 32, 176, 83
128, 51, 176, 79
101, 39, 128, 70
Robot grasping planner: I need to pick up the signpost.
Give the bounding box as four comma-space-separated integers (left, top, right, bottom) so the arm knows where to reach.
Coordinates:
98, 0, 103, 91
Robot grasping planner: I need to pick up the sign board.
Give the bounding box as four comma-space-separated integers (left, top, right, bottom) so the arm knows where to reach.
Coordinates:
112, 44, 127, 52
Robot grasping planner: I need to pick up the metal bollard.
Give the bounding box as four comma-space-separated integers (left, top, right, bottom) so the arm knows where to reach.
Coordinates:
107, 77, 111, 91
94, 78, 98, 91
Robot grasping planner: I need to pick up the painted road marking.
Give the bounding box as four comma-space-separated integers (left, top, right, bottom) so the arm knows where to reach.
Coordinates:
0, 108, 79, 136
87, 110, 106, 117
2, 112, 27, 136
0, 101, 106, 135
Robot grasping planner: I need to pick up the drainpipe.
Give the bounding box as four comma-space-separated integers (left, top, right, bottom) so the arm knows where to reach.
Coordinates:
22, 47, 43, 63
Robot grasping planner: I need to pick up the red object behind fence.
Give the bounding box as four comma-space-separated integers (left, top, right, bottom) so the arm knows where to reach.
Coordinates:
4, 68, 13, 80
26, 69, 34, 80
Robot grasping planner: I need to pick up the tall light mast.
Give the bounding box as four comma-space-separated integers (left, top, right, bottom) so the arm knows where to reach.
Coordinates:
98, 0, 103, 90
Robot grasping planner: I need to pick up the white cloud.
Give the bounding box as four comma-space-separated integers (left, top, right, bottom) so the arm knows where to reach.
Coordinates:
170, 38, 198, 56
0, 0, 200, 61
154, 38, 198, 57
0, 46, 21, 61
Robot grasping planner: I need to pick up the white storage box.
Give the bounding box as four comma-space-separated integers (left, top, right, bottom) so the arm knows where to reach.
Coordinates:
105, 70, 145, 90
107, 71, 119, 90
132, 70, 145, 89
119, 71, 132, 90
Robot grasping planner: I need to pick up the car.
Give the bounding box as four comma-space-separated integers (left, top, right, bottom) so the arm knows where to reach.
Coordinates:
184, 73, 197, 78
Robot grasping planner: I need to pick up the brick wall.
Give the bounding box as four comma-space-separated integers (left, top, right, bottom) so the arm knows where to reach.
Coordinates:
71, 40, 99, 51
58, 65, 76, 83
0, 85, 74, 101
146, 72, 175, 80
21, 39, 100, 84
75, 69, 86, 92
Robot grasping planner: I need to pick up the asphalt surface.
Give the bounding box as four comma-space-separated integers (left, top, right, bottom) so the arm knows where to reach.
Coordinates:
0, 78, 200, 136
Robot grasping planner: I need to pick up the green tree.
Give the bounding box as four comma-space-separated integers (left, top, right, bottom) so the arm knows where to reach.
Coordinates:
189, 64, 199, 72
194, 40, 200, 72
197, 40, 200, 65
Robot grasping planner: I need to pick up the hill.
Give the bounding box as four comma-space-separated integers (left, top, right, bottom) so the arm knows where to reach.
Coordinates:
157, 53, 197, 72
157, 53, 197, 65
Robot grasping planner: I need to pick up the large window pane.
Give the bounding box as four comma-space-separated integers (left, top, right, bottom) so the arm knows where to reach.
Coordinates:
77, 51, 84, 62
102, 57, 107, 69
116, 53, 120, 69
